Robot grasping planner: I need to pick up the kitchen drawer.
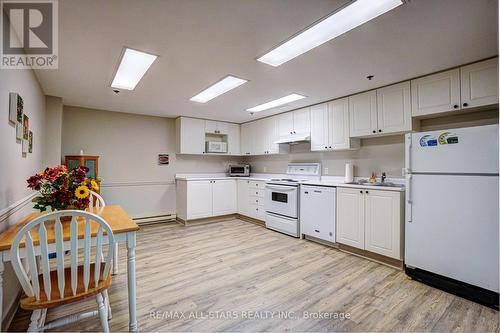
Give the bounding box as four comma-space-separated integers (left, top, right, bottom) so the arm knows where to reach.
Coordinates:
249, 188, 265, 198
249, 196, 264, 206
249, 181, 265, 189
249, 204, 266, 220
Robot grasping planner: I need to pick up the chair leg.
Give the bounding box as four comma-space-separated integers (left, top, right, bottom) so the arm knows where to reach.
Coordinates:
28, 309, 41, 332
103, 289, 112, 319
96, 293, 109, 332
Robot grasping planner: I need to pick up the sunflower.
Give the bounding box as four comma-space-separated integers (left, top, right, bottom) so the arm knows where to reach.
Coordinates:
75, 185, 90, 199
90, 179, 99, 191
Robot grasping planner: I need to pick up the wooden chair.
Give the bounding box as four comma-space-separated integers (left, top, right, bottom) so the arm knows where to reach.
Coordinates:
89, 191, 119, 276
10, 210, 115, 332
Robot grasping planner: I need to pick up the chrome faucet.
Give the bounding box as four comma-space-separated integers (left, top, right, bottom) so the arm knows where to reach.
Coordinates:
381, 172, 387, 183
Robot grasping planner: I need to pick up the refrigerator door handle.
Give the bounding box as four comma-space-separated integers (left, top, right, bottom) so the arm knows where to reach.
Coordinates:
406, 174, 412, 223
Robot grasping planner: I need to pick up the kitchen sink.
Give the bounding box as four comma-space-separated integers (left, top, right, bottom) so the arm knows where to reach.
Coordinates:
346, 180, 405, 188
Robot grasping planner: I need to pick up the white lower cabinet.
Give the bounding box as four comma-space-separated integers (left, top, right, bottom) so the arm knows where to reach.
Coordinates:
212, 179, 237, 216
237, 179, 265, 220
177, 179, 237, 220
336, 187, 403, 259
300, 185, 336, 242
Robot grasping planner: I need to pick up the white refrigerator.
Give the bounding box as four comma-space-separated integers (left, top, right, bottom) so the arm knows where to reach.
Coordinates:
405, 124, 499, 308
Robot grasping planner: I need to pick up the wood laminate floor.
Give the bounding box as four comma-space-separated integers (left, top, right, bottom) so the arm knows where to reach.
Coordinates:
8, 219, 500, 332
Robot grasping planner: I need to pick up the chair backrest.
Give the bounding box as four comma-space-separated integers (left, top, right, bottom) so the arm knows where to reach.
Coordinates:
10, 210, 115, 301
89, 191, 106, 209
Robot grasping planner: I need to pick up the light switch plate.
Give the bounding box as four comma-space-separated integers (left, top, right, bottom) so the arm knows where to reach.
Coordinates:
324, 167, 329, 175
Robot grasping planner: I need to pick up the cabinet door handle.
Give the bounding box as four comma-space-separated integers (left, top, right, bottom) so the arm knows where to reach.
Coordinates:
453, 104, 459, 109
372, 130, 376, 134
314, 229, 320, 233
365, 191, 369, 194
360, 190, 363, 194
329, 146, 332, 149
378, 129, 382, 133
304, 191, 309, 194
313, 190, 322, 193
463, 103, 469, 107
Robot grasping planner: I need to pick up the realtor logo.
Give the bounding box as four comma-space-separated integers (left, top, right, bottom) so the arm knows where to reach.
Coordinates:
1, 0, 58, 69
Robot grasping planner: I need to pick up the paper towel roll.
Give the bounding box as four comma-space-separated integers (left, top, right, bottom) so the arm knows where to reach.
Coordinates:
345, 163, 354, 183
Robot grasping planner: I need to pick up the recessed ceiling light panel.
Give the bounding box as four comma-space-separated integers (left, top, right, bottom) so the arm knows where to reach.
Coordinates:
257, 0, 403, 66
247, 93, 306, 112
190, 75, 248, 103
111, 48, 158, 90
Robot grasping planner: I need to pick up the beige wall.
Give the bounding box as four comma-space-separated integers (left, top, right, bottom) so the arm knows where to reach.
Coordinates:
62, 106, 243, 217
0, 67, 47, 325
44, 96, 63, 166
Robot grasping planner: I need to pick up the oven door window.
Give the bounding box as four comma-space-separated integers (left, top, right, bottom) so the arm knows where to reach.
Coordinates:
271, 192, 288, 203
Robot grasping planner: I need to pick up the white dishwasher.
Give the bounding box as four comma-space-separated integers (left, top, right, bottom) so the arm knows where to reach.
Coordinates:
300, 185, 336, 242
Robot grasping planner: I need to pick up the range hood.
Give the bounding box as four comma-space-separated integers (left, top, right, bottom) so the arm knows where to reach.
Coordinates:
274, 133, 311, 145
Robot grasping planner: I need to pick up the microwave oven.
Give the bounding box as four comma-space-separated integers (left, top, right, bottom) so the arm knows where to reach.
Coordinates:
205, 141, 227, 153
228, 164, 250, 177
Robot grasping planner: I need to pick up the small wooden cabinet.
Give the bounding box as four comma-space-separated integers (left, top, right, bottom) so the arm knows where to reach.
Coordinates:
64, 155, 99, 179
336, 187, 404, 260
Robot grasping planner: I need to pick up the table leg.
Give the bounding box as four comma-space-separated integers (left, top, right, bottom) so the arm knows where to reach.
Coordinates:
112, 243, 119, 275
0, 253, 4, 332
126, 232, 137, 332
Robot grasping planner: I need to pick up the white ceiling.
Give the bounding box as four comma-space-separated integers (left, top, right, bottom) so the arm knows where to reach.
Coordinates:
35, 0, 498, 123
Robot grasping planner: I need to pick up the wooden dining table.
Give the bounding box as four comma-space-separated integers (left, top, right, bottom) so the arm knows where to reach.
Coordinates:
0, 205, 140, 332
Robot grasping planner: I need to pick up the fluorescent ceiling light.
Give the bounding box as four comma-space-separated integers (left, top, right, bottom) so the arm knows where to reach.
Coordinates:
190, 75, 248, 103
247, 93, 306, 112
111, 48, 158, 90
257, 0, 403, 66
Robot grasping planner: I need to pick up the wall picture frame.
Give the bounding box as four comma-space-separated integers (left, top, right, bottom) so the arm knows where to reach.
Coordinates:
28, 131, 33, 153
23, 114, 29, 140
22, 138, 29, 154
8, 92, 23, 124
16, 122, 23, 140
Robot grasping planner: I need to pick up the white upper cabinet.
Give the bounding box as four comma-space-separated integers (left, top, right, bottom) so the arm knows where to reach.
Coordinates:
310, 103, 329, 151
240, 122, 252, 155
205, 120, 231, 134
411, 68, 461, 117
278, 108, 310, 138
278, 112, 294, 138
176, 117, 206, 154
311, 98, 359, 151
376, 81, 412, 134
349, 90, 378, 137
264, 116, 280, 154
226, 123, 240, 155
292, 108, 311, 135
329, 98, 359, 149
460, 58, 499, 109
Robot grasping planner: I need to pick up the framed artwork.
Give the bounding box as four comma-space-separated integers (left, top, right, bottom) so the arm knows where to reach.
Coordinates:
28, 131, 33, 153
16, 122, 23, 140
8, 93, 23, 124
23, 114, 29, 139
158, 154, 169, 165
22, 138, 29, 154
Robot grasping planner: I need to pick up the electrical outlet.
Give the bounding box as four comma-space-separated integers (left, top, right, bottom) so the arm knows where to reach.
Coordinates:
324, 167, 329, 175
263, 166, 267, 172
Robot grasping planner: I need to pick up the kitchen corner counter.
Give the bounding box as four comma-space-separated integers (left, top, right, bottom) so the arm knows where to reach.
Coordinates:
175, 173, 279, 182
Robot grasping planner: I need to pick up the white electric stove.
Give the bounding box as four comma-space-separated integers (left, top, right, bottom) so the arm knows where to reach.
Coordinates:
264, 163, 321, 237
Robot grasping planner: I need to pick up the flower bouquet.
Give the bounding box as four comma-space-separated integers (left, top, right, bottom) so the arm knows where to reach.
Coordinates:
27, 165, 100, 212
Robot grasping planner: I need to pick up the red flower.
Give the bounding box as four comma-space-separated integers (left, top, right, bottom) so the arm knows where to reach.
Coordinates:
54, 189, 72, 204
43, 167, 63, 182
27, 174, 42, 190
74, 197, 90, 210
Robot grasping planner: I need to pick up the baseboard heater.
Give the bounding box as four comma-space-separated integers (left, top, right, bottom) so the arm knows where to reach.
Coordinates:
133, 213, 177, 225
